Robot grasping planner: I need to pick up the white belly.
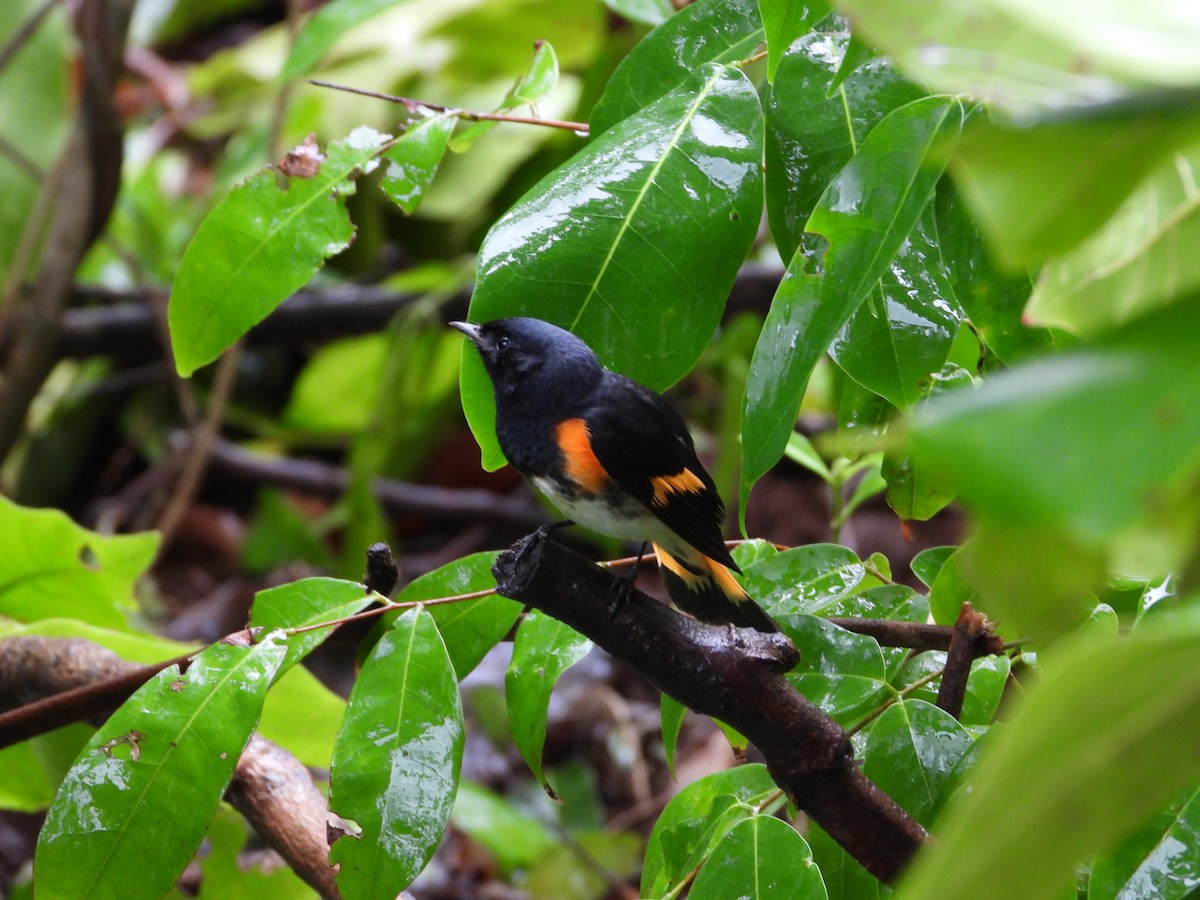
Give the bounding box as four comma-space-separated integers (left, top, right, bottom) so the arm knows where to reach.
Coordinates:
530, 476, 686, 552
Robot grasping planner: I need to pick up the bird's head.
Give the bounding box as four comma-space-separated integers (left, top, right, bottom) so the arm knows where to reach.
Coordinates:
450, 317, 604, 405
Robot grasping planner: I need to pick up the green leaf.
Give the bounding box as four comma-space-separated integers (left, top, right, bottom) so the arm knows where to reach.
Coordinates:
907, 298, 1200, 542
931, 182, 1056, 364
881, 362, 971, 520
1028, 144, 1200, 336
927, 547, 979, 626
808, 824, 888, 900
897, 605, 1200, 900
603, 0, 673, 26
329, 608, 464, 897
169, 126, 390, 376
862, 700, 973, 826
249, 576, 372, 674
765, 32, 926, 251
661, 693, 687, 778
591, 0, 763, 134
742, 96, 964, 513
830, 210, 962, 410
0, 496, 158, 629
450, 780, 553, 876
785, 431, 833, 481
949, 105, 1200, 269
506, 610, 593, 793
0, 0, 70, 277
395, 551, 520, 679
741, 544, 867, 617
283, 334, 387, 433
1089, 784, 1200, 900
834, 0, 1200, 114
691, 815, 827, 899
909, 546, 956, 589
36, 634, 288, 900
0, 743, 54, 812
759, 0, 831, 83
782, 614, 889, 728
281, 0, 412, 80
466, 63, 763, 468
642, 764, 778, 898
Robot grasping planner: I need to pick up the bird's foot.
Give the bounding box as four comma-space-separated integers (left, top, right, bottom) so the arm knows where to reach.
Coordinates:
609, 541, 649, 616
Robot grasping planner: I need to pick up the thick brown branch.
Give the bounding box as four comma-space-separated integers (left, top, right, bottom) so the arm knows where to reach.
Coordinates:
0, 264, 786, 364
827, 616, 1005, 656
204, 435, 548, 530
0, 0, 133, 464
492, 532, 928, 885
936, 603, 992, 718
0, 636, 338, 897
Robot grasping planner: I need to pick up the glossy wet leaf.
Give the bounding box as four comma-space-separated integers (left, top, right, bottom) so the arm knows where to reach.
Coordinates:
740, 544, 867, 617
830, 211, 962, 409
0, 496, 157, 630
898, 605, 1200, 900
765, 31, 926, 250
908, 299, 1200, 542
381, 115, 456, 215
759, 0, 831, 83
36, 634, 287, 900
451, 780, 553, 876
836, 0, 1200, 114
949, 108, 1200, 269
249, 576, 373, 673
661, 693, 687, 777
465, 64, 763, 468
506, 610, 593, 792
932, 182, 1056, 364
781, 614, 889, 727
691, 815, 827, 899
1089, 784, 1200, 900
862, 700, 973, 826
742, 97, 964, 512
329, 608, 464, 898
591, 0, 763, 134
170, 126, 390, 376
642, 764, 778, 898
396, 551, 520, 679
282, 0, 411, 79
1028, 145, 1200, 336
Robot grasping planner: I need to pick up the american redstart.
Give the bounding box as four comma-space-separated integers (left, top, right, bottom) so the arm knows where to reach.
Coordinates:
453, 317, 777, 633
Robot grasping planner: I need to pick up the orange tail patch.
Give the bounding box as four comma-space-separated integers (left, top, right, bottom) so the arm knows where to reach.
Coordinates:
652, 544, 776, 633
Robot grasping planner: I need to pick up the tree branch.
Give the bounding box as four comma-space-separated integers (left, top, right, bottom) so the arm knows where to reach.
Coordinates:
827, 615, 1004, 656
491, 532, 928, 885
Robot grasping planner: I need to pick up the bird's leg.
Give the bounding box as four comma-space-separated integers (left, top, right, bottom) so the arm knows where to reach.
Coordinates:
610, 541, 649, 615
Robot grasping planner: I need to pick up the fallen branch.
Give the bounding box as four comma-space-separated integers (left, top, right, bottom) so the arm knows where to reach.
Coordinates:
491, 531, 927, 885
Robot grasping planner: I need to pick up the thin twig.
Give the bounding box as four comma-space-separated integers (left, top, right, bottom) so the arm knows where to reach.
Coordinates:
154, 343, 243, 550
307, 79, 590, 135
734, 47, 769, 68
847, 666, 947, 738
0, 0, 58, 74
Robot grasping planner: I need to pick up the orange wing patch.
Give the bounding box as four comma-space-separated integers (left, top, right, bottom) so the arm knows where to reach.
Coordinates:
650, 468, 706, 507
556, 418, 610, 495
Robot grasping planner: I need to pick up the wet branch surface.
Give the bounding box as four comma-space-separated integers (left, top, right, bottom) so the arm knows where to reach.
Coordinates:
491, 531, 929, 885
0, 636, 339, 899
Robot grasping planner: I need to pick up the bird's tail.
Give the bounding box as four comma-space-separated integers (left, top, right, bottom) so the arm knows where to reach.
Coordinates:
652, 543, 778, 633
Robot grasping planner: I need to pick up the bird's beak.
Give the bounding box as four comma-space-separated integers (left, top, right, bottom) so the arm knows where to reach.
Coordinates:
449, 321, 483, 344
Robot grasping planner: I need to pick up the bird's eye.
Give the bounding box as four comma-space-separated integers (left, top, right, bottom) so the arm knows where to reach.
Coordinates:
496, 336, 510, 352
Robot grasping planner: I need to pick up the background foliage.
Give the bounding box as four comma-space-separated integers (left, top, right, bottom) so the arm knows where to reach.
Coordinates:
3, 0, 1200, 898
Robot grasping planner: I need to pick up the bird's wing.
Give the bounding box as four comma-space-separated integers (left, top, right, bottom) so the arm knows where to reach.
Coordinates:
585, 375, 738, 570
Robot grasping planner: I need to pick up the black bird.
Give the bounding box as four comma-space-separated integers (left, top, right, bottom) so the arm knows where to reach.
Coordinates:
452, 317, 777, 633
